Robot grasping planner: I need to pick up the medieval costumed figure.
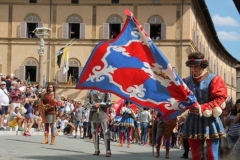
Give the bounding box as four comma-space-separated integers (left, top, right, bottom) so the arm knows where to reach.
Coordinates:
118, 100, 135, 148
39, 84, 61, 145
155, 112, 177, 159
85, 90, 112, 157
182, 52, 227, 160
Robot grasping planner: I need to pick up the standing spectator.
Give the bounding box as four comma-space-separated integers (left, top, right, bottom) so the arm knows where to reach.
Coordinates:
177, 110, 190, 159
220, 99, 233, 159
5, 75, 12, 92
58, 95, 65, 117
133, 107, 141, 144
64, 98, 71, 114
148, 109, 156, 146
182, 52, 227, 160
23, 92, 37, 136
0, 81, 10, 130
139, 108, 152, 146
73, 101, 85, 138
223, 99, 240, 154
10, 82, 23, 114
83, 106, 90, 138
230, 100, 240, 160
9, 80, 17, 93
7, 106, 24, 131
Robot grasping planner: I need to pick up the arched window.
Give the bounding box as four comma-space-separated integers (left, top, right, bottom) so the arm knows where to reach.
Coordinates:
58, 59, 83, 83
144, 15, 166, 40
102, 15, 123, 39
62, 15, 86, 39
20, 15, 43, 38
18, 58, 39, 82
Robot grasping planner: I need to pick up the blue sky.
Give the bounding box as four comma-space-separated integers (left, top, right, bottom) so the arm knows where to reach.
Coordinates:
205, 0, 240, 61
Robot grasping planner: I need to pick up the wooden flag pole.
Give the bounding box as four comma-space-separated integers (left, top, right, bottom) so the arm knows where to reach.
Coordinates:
152, 114, 155, 156
42, 39, 76, 64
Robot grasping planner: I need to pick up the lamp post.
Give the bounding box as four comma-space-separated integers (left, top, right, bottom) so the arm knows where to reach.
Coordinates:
34, 27, 51, 86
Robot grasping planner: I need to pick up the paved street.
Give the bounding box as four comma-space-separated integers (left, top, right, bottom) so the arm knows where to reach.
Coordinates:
0, 135, 185, 160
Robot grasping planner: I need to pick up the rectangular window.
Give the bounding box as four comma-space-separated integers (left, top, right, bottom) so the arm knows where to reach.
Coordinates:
30, 0, 37, 3
68, 67, 79, 83
112, 0, 119, 4
71, 0, 79, 4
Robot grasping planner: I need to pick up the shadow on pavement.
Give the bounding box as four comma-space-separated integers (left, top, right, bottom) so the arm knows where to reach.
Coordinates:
5, 138, 40, 144
19, 152, 160, 160
41, 147, 85, 154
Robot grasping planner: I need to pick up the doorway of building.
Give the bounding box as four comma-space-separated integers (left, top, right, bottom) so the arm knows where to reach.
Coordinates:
25, 66, 37, 82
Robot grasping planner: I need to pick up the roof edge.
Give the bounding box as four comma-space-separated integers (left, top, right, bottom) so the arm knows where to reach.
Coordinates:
233, 0, 240, 14
198, 0, 240, 65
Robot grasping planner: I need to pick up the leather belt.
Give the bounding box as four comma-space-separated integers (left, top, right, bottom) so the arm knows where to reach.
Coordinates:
189, 109, 200, 114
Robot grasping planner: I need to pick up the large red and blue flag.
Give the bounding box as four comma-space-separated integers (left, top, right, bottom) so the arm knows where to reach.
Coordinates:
76, 10, 197, 121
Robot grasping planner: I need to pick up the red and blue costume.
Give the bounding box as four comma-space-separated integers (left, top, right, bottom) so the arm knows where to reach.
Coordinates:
183, 72, 227, 160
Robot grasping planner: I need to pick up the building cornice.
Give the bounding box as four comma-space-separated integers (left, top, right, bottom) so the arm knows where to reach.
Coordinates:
193, 0, 240, 65
233, 0, 240, 14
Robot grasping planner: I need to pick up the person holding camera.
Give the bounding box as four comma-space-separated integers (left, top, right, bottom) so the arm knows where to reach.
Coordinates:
10, 83, 23, 115
23, 92, 37, 136
84, 90, 112, 157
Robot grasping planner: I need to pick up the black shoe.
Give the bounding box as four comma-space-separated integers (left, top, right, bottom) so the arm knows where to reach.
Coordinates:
180, 156, 189, 159
0, 127, 5, 131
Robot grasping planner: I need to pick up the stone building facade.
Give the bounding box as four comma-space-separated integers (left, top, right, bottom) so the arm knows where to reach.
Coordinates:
0, 0, 239, 101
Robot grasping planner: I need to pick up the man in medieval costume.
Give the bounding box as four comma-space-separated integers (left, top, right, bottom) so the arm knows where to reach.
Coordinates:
85, 90, 112, 157
182, 52, 227, 160
39, 84, 61, 145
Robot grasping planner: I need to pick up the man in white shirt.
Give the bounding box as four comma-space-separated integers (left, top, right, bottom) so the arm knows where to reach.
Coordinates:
73, 101, 85, 138
7, 106, 24, 131
83, 107, 90, 138
0, 81, 10, 130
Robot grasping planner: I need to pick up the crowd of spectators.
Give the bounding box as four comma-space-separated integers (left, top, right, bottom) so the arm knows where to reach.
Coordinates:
0, 73, 239, 159
0, 73, 178, 153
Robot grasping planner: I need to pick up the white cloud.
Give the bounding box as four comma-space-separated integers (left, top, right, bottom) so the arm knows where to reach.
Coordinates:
213, 14, 239, 27
217, 31, 240, 41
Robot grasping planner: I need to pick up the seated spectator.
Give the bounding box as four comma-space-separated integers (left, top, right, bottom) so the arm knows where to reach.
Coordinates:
57, 114, 75, 135
7, 106, 24, 131
32, 110, 43, 131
